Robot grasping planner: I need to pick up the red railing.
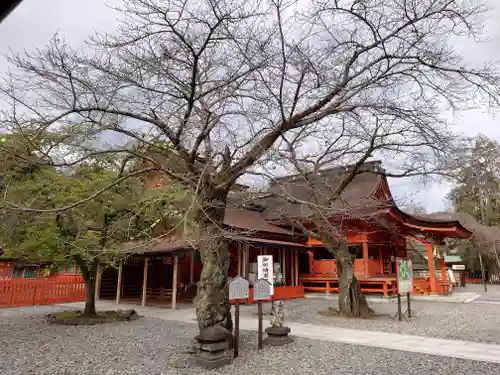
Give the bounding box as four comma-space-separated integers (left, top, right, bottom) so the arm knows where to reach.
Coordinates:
0, 275, 86, 308
313, 260, 337, 275
311, 259, 382, 277
366, 259, 383, 275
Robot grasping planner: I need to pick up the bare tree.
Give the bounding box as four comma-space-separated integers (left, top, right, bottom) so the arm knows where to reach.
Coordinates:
1, 0, 499, 330
265, 177, 384, 318
256, 107, 454, 316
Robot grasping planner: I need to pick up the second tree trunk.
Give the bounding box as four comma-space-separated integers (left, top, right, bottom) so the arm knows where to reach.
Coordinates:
336, 242, 372, 318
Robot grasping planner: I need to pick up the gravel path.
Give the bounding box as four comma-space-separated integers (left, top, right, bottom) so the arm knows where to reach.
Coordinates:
239, 297, 500, 344
1, 307, 500, 375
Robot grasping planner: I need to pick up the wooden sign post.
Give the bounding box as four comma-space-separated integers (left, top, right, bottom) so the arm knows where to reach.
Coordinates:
229, 276, 249, 358
406, 291, 411, 318
397, 293, 402, 321
254, 278, 271, 350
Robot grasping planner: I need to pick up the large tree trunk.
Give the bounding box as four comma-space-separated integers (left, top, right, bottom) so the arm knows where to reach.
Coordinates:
83, 269, 97, 316
194, 186, 232, 331
196, 234, 232, 330
75, 257, 98, 316
336, 241, 373, 318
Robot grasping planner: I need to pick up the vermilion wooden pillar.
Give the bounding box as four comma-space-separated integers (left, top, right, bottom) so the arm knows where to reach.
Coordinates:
141, 257, 149, 307
307, 251, 314, 274
439, 258, 447, 281
362, 240, 369, 277
426, 243, 437, 294
244, 244, 249, 279
283, 250, 287, 285
95, 262, 101, 301
378, 246, 383, 274
172, 256, 178, 310
237, 244, 242, 277
189, 251, 194, 285
295, 251, 299, 286
116, 259, 123, 304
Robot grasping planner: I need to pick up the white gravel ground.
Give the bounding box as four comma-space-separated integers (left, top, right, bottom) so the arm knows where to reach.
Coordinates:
1, 307, 500, 375
239, 297, 500, 344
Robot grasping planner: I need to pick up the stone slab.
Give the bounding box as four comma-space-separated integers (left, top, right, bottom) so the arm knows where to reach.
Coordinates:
264, 334, 294, 347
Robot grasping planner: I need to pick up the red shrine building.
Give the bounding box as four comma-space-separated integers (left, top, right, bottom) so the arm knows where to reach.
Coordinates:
95, 161, 472, 309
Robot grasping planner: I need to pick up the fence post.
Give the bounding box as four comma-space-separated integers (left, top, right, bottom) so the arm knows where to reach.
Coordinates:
32, 278, 38, 306
9, 280, 14, 307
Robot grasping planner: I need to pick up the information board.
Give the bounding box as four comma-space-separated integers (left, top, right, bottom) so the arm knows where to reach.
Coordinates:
254, 278, 271, 300
396, 258, 413, 294
229, 276, 249, 300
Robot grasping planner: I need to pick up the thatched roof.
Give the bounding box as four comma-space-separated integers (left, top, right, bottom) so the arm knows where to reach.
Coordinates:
261, 166, 386, 221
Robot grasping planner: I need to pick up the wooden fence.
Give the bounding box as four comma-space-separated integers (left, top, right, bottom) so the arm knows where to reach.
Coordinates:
0, 275, 86, 308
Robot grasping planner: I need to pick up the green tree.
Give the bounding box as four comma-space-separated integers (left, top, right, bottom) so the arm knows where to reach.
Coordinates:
447, 135, 500, 273
0, 155, 189, 315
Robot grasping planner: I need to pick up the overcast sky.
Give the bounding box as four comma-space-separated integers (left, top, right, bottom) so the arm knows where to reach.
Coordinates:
1, 0, 500, 213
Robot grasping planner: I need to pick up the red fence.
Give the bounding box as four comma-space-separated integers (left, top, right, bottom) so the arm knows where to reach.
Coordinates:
0, 275, 86, 308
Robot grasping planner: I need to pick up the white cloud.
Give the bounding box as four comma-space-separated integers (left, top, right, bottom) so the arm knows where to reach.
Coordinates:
1, 0, 499, 213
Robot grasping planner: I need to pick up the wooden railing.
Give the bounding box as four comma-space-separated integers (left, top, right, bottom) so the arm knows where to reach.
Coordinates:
0, 275, 86, 308
313, 259, 337, 275
413, 279, 430, 295
366, 259, 383, 275
311, 259, 383, 277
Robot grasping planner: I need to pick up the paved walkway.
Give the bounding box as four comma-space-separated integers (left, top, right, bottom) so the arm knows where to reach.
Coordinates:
59, 301, 500, 364
305, 292, 481, 304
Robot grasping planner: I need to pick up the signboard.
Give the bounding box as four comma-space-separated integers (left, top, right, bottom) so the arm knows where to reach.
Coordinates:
229, 276, 249, 300
396, 258, 413, 294
253, 278, 271, 300
257, 255, 274, 295
452, 264, 466, 270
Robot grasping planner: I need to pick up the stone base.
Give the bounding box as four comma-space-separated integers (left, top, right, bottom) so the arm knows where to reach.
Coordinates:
190, 326, 233, 369
264, 326, 293, 347
189, 350, 233, 369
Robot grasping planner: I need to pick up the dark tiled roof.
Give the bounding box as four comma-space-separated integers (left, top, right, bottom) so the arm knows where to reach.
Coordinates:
141, 155, 474, 244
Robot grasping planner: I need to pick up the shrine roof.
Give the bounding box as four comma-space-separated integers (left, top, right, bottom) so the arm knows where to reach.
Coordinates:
144, 154, 472, 240
244, 161, 473, 240
256, 162, 386, 221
